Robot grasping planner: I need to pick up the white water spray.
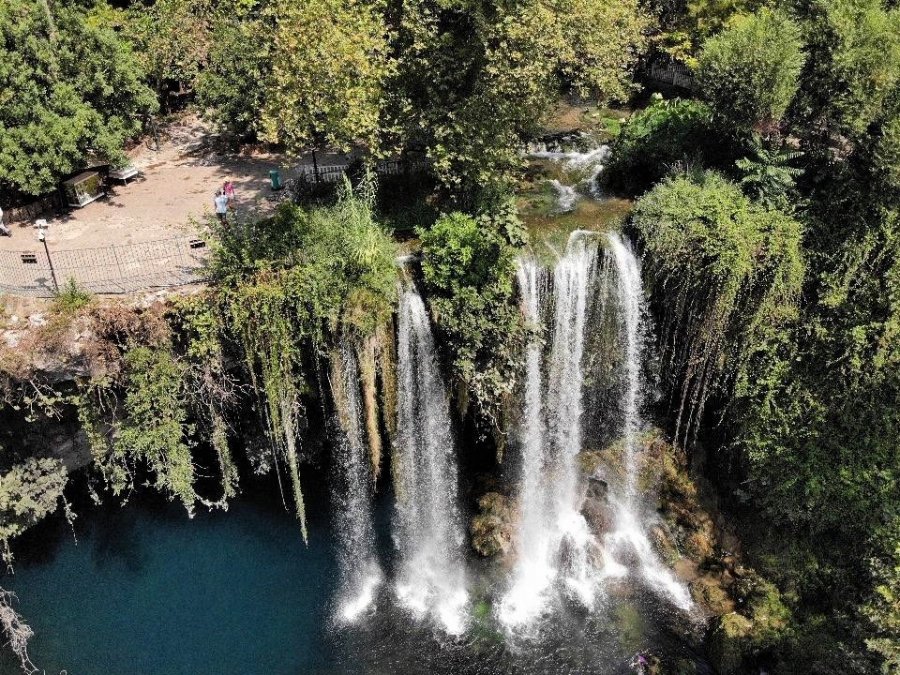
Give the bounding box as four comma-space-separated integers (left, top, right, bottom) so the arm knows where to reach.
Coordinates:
499, 232, 601, 629
604, 232, 692, 611
332, 339, 382, 623
394, 286, 469, 635
548, 179, 578, 213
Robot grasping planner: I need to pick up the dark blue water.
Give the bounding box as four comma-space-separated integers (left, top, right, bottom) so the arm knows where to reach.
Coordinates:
0, 480, 706, 675
0, 484, 345, 675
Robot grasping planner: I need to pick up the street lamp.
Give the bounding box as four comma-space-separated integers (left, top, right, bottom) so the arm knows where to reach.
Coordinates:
37, 227, 59, 294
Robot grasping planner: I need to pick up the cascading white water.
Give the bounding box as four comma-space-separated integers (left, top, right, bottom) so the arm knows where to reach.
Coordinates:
531, 146, 611, 200
498, 259, 554, 628
607, 232, 644, 503
332, 339, 382, 623
499, 232, 601, 629
394, 286, 469, 635
603, 232, 693, 611
548, 179, 578, 213
546, 232, 601, 607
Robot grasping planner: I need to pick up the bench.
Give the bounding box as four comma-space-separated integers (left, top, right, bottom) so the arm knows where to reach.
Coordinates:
109, 166, 140, 184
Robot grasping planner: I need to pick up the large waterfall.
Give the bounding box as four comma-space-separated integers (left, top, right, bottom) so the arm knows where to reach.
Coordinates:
331, 338, 382, 623
394, 286, 469, 635
603, 233, 693, 611
500, 230, 691, 632
499, 232, 603, 628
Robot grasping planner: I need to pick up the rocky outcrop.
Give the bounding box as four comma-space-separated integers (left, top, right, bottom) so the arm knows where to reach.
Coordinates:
470, 491, 515, 557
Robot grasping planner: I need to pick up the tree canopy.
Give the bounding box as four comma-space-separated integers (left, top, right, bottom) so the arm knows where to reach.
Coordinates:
0, 0, 156, 196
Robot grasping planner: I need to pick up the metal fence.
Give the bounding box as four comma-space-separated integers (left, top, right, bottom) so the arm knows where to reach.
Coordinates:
647, 60, 696, 91
0, 236, 209, 297
295, 158, 431, 183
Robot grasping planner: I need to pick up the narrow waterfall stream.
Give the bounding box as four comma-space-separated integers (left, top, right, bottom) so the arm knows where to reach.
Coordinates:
499, 258, 553, 628
330, 338, 382, 623
394, 286, 469, 635
603, 233, 693, 611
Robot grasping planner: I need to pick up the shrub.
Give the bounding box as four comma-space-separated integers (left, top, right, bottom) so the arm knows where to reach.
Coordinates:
696, 9, 805, 134
602, 96, 716, 196
419, 202, 528, 441
50, 279, 92, 316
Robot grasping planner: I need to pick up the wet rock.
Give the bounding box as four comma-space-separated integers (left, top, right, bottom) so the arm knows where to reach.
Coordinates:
649, 523, 679, 565
470, 492, 514, 558
576, 449, 605, 475
689, 575, 734, 615
585, 475, 608, 502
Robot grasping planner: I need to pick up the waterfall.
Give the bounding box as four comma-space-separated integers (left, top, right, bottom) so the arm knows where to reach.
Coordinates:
501, 231, 692, 632
499, 258, 554, 628
607, 232, 644, 503
394, 286, 469, 635
499, 232, 601, 629
548, 179, 578, 213
331, 338, 382, 623
603, 232, 693, 611
546, 232, 600, 607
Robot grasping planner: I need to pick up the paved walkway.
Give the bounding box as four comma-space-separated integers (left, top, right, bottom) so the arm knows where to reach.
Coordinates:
0, 115, 352, 253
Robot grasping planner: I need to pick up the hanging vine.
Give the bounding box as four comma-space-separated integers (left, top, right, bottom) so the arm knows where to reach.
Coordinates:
632, 171, 805, 445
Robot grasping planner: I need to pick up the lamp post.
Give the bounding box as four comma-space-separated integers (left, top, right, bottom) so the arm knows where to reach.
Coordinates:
37, 228, 59, 294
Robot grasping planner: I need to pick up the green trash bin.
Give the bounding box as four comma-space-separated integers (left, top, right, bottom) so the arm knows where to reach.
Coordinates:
269, 169, 283, 191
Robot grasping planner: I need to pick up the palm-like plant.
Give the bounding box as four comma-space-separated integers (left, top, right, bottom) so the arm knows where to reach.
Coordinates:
735, 135, 804, 209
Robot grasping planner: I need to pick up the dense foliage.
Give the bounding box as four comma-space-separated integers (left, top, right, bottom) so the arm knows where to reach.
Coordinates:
603, 96, 717, 195
419, 203, 528, 440
624, 0, 900, 668
1, 0, 899, 671
632, 171, 804, 445
210, 177, 398, 539
0, 0, 156, 195
695, 10, 805, 134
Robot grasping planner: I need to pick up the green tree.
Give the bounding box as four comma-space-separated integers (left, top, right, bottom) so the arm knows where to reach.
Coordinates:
418, 201, 528, 441
392, 0, 650, 194
125, 0, 214, 106
797, 0, 900, 139
696, 9, 805, 134
261, 0, 393, 168
0, 0, 157, 195
196, 15, 270, 140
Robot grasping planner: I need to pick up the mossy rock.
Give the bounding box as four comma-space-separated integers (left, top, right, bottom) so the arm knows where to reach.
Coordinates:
649, 523, 680, 566
577, 450, 606, 476
614, 602, 646, 653
707, 613, 753, 674
470, 492, 514, 557
733, 574, 791, 648
689, 575, 734, 615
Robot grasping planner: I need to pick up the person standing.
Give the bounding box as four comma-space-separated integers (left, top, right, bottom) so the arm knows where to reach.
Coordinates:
224, 181, 236, 202
214, 190, 229, 224
0, 206, 10, 236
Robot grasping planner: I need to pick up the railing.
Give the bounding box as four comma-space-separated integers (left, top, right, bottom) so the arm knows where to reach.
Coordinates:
0, 236, 209, 297
647, 60, 696, 91
295, 158, 431, 183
